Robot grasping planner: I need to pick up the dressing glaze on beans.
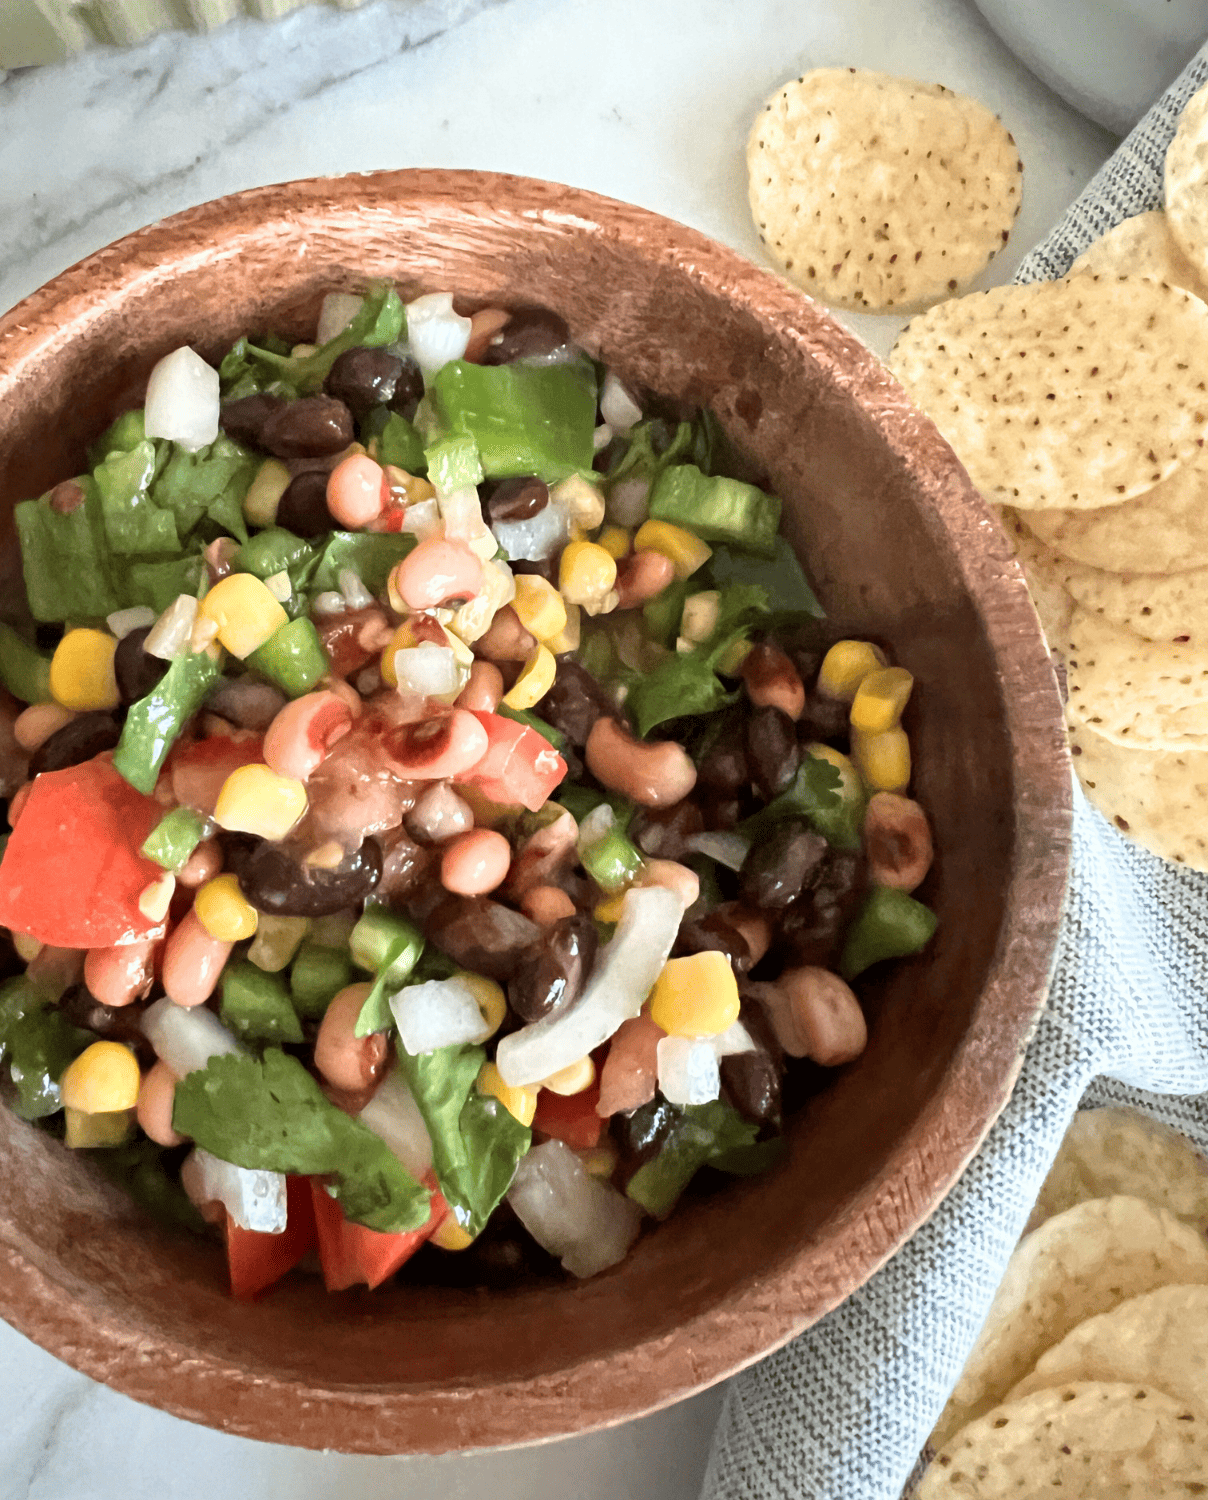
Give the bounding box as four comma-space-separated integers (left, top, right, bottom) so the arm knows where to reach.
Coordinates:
0, 287, 938, 1295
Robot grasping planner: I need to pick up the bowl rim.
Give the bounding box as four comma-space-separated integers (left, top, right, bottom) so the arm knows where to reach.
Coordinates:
0, 167, 1072, 1452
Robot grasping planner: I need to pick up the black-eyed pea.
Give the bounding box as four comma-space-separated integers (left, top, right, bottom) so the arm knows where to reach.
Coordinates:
863, 792, 934, 892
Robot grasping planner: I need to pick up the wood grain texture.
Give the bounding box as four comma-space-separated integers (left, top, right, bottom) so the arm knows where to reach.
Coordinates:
0, 170, 1072, 1453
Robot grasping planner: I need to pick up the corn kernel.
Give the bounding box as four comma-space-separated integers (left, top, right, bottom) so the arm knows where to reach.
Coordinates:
544, 601, 581, 655
633, 520, 712, 580
581, 1141, 620, 1178
194, 873, 259, 942
714, 637, 753, 677
243, 458, 292, 528
12, 934, 41, 964
383, 466, 436, 505
551, 473, 606, 531
850, 667, 914, 734
477, 1061, 538, 1126
596, 525, 632, 561
559, 540, 617, 615
49, 628, 119, 711
457, 971, 507, 1038
648, 951, 740, 1038
502, 643, 557, 711
64, 1107, 135, 1149
593, 890, 627, 925
512, 574, 568, 642
430, 1214, 475, 1251
199, 573, 289, 660
214, 763, 307, 840
138, 872, 176, 922
540, 1055, 596, 1096
680, 590, 720, 644
817, 640, 888, 703
248, 914, 311, 973
851, 726, 911, 793
59, 1040, 141, 1114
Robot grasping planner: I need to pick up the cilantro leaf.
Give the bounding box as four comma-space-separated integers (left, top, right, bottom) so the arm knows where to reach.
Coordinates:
0, 977, 92, 1121
395, 1043, 531, 1235
740, 752, 861, 850
172, 1049, 430, 1233
237, 284, 406, 395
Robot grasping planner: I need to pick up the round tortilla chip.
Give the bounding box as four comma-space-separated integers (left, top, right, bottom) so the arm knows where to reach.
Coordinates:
1065, 606, 1208, 752
888, 275, 1208, 511
921, 1382, 1208, 1499
1019, 456, 1208, 574
1056, 556, 1208, 646
1166, 79, 1208, 281
1067, 705, 1208, 870
1070, 211, 1208, 299
746, 68, 1022, 312
1029, 1107, 1208, 1235
930, 1196, 1208, 1451
1007, 1286, 1208, 1414
999, 508, 1074, 651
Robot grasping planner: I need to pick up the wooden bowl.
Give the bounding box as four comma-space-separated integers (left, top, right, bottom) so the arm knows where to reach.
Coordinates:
0, 171, 1070, 1453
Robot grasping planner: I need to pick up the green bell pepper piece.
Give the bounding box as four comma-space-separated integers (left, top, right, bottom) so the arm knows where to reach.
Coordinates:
351, 907, 426, 1037
113, 647, 224, 795
0, 625, 53, 705
290, 941, 356, 1021
375, 411, 427, 472
580, 823, 644, 894
839, 885, 938, 981
246, 617, 328, 698
220, 960, 304, 1045
424, 434, 484, 491
141, 806, 207, 871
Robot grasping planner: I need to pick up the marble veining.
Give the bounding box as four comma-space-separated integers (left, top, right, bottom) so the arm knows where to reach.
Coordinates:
0, 0, 1115, 1493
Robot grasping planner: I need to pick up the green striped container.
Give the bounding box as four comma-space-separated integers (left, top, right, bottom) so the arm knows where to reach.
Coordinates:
2, 0, 370, 65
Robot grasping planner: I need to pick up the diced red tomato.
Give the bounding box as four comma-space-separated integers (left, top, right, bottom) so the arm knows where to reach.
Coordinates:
454, 711, 566, 812
0, 758, 168, 948
224, 1175, 317, 1301
166, 732, 264, 816
533, 1082, 604, 1150
308, 1179, 448, 1292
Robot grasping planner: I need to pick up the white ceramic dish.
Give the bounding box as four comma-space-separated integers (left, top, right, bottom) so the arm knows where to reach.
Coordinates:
974, 0, 1205, 135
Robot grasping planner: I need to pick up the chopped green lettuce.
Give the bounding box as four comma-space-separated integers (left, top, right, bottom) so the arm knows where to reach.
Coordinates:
648, 464, 781, 557
172, 1049, 430, 1233
227, 284, 406, 397
309, 531, 417, 595
15, 480, 125, 621
94, 440, 179, 556
705, 537, 824, 618
151, 435, 256, 543
395, 1043, 531, 1235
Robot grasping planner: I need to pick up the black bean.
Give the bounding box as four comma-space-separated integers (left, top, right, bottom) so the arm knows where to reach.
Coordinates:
425, 897, 541, 981
508, 912, 597, 1024
538, 659, 613, 748
219, 393, 287, 449
57, 986, 156, 1066
676, 903, 758, 974
0, 929, 22, 983
481, 307, 571, 365
509, 558, 560, 587
738, 819, 827, 911
275, 470, 334, 538
721, 1049, 781, 1125
631, 800, 705, 861
485, 476, 549, 524
223, 834, 382, 916
28, 712, 122, 778
324, 347, 405, 419
611, 1096, 679, 1165
258, 396, 355, 459
697, 719, 750, 794
746, 705, 801, 801
797, 693, 851, 743
387, 355, 425, 421
777, 848, 867, 967
114, 626, 169, 706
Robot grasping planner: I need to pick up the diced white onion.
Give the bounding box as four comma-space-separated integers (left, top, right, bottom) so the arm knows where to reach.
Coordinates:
551, 474, 606, 531
312, 590, 346, 615
606, 476, 651, 528
600, 372, 643, 434
263, 570, 292, 603
137, 873, 175, 922
180, 1147, 287, 1233
576, 802, 614, 854
405, 292, 472, 379
338, 567, 374, 609
507, 1139, 642, 1278
712, 1019, 756, 1058
684, 831, 751, 871
492, 501, 569, 562
401, 498, 442, 541
447, 558, 516, 646
681, 591, 721, 644
358, 1069, 433, 1179
391, 643, 462, 698
141, 996, 243, 1078
391, 977, 494, 1055
106, 606, 157, 640
406, 782, 474, 844
143, 346, 220, 453
144, 594, 198, 660
316, 291, 364, 346
593, 423, 614, 451
437, 483, 485, 538
656, 1035, 721, 1106
495, 886, 682, 1088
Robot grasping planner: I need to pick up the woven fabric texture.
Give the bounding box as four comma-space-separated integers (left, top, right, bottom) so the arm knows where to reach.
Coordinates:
700, 39, 1208, 1500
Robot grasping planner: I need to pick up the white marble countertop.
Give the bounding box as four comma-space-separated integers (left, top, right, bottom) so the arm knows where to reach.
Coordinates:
0, 2, 1117, 1495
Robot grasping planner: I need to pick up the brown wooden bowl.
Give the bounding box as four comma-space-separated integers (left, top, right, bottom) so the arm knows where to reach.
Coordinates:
0, 171, 1070, 1454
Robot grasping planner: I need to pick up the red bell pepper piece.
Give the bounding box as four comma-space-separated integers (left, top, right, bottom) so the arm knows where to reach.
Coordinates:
224, 1175, 318, 1301
533, 1082, 604, 1151
454, 711, 566, 812
308, 1179, 449, 1291
0, 758, 168, 948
